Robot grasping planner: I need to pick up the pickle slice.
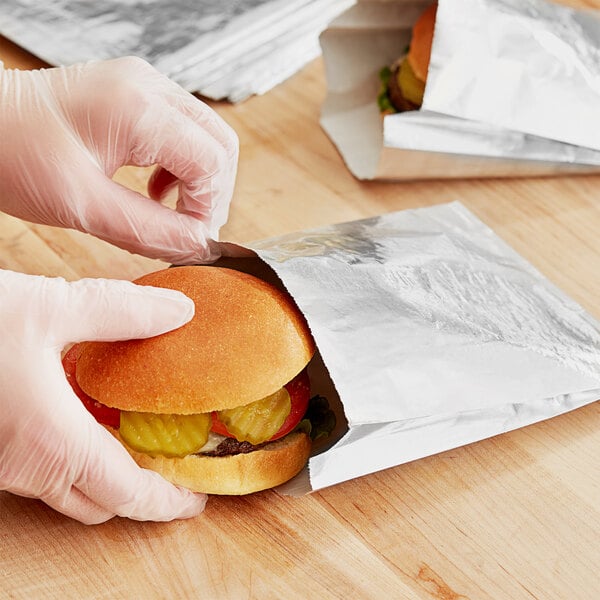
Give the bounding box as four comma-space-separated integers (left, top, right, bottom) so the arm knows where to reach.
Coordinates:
398, 57, 425, 107
217, 388, 291, 445
120, 411, 211, 458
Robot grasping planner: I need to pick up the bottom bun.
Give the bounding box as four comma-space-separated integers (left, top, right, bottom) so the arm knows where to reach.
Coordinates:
110, 428, 312, 495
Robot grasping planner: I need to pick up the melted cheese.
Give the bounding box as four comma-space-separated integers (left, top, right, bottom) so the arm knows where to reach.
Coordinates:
198, 431, 227, 454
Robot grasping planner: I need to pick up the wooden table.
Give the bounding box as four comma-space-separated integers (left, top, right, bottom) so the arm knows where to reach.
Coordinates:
1, 10, 599, 598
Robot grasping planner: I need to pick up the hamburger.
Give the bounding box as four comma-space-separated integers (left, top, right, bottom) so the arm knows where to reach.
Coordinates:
378, 2, 437, 113
63, 265, 332, 495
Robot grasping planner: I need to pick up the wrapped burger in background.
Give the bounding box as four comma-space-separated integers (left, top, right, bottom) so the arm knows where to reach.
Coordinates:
319, 0, 600, 180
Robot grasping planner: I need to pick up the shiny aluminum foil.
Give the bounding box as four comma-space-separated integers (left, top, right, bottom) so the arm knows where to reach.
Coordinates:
426, 0, 600, 150
248, 202, 600, 493
319, 0, 600, 180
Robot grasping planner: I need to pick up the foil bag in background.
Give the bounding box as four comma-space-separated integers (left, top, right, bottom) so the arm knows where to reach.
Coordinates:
319, 0, 600, 180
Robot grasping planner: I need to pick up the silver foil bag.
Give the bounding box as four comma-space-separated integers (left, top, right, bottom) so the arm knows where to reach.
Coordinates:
247, 202, 600, 493
319, 0, 600, 180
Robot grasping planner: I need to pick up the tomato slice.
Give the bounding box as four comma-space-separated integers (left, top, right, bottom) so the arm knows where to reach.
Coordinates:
211, 368, 311, 442
62, 344, 121, 429
64, 342, 311, 443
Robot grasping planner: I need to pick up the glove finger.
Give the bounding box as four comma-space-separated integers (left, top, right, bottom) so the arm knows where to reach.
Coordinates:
42, 485, 115, 525
165, 94, 238, 237
133, 107, 237, 231
52, 276, 194, 346
77, 177, 220, 264
19, 360, 206, 523
159, 81, 238, 161
75, 422, 207, 522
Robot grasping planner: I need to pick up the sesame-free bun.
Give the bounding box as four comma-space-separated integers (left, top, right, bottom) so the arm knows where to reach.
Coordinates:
110, 428, 311, 495
75, 265, 315, 414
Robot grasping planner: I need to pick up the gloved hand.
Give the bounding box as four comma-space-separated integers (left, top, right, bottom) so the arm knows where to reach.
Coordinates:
0, 269, 208, 524
0, 57, 238, 264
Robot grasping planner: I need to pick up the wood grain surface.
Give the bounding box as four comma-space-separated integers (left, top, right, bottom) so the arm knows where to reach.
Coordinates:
1, 3, 599, 597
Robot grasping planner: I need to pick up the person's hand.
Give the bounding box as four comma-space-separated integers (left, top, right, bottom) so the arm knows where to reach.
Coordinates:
0, 269, 208, 524
0, 57, 238, 264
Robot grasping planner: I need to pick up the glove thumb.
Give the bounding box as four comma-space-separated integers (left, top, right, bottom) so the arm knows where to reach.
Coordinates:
52, 276, 194, 346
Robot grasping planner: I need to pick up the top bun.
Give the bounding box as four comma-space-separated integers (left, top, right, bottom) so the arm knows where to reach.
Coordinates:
75, 266, 315, 414
407, 2, 438, 83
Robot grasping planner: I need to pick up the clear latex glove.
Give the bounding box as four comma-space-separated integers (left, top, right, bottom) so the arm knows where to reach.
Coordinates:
0, 269, 208, 524
0, 57, 238, 264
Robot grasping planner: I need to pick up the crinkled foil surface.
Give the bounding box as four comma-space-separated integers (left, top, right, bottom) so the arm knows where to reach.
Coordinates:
426, 0, 600, 151
250, 203, 600, 492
